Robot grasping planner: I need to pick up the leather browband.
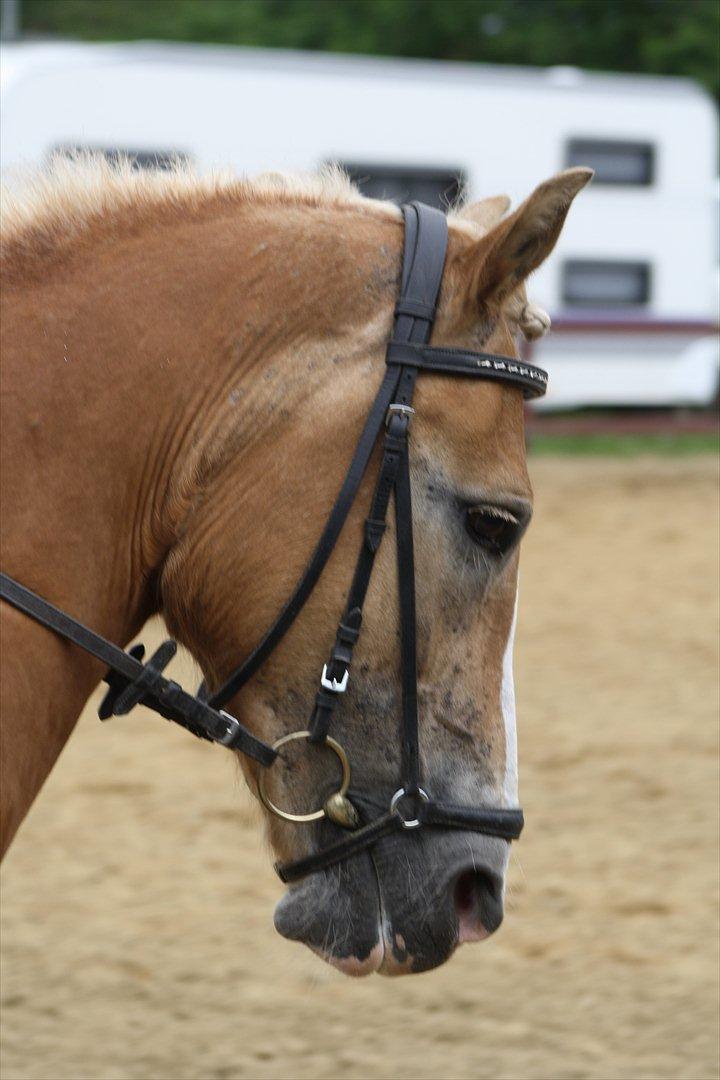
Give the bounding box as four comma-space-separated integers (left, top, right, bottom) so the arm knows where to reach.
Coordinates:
385, 341, 548, 398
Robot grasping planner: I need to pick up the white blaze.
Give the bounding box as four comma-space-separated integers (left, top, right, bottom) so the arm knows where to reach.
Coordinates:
500, 588, 519, 806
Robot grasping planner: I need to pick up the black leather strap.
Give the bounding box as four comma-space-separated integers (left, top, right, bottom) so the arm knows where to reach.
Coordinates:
308, 419, 405, 744
396, 202, 448, 342
424, 802, 524, 840
386, 341, 548, 398
394, 422, 421, 793
275, 802, 524, 882
207, 361, 402, 709
275, 202, 534, 884
0, 572, 276, 766
394, 298, 436, 320
276, 812, 401, 883
104, 639, 177, 716
306, 203, 442, 757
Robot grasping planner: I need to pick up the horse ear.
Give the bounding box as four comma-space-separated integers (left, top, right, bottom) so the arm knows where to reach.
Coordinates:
457, 194, 511, 232
471, 168, 593, 305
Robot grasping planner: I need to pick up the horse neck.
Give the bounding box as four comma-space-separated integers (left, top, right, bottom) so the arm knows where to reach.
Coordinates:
1, 200, 394, 644
0, 197, 398, 849
0, 205, 297, 845
2, 221, 239, 640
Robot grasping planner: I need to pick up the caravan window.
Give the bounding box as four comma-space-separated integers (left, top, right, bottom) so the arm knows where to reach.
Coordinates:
562, 260, 651, 307
51, 145, 191, 171
337, 164, 465, 208
565, 139, 655, 186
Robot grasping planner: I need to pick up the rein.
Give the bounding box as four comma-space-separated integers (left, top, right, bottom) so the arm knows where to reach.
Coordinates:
0, 202, 547, 882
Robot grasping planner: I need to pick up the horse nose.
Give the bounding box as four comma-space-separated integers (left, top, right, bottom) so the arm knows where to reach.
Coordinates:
453, 866, 505, 943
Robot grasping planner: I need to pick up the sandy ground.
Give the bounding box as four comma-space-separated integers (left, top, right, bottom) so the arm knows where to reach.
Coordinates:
1, 455, 718, 1080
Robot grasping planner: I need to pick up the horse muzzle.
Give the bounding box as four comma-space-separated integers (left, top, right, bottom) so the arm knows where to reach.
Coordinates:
273, 827, 509, 976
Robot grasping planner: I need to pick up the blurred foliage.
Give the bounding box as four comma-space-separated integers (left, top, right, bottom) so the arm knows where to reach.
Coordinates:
21, 0, 720, 100
528, 432, 720, 455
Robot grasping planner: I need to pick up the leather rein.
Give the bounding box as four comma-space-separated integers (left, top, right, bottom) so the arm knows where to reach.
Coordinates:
0, 202, 548, 883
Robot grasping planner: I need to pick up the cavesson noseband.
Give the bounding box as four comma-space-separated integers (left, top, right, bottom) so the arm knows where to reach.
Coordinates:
0, 202, 547, 883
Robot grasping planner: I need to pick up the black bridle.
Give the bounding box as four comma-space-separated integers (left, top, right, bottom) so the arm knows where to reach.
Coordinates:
0, 202, 547, 883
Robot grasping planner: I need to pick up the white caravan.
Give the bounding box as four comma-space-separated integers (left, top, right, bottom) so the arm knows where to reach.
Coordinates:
1, 41, 718, 407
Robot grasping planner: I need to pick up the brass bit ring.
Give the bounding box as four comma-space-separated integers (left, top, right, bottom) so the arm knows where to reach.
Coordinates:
258, 730, 351, 823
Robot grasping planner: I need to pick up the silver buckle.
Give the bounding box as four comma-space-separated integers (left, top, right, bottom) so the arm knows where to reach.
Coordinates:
217, 710, 242, 747
320, 664, 349, 693
385, 403, 415, 429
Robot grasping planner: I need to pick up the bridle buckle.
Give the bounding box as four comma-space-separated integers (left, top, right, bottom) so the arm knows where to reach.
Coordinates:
385, 403, 415, 429
320, 664, 349, 693
216, 710, 243, 747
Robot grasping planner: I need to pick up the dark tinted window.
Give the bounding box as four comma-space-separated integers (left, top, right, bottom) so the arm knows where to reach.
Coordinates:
338, 163, 466, 208
52, 145, 191, 171
566, 139, 654, 186
562, 260, 651, 307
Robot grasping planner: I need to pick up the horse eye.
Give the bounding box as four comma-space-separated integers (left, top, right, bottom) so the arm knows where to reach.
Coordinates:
465, 505, 522, 556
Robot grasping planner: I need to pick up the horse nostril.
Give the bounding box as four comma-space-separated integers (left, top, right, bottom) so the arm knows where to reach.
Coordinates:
453, 868, 504, 943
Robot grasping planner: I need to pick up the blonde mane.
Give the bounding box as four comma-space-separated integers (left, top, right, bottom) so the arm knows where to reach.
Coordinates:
0, 155, 393, 281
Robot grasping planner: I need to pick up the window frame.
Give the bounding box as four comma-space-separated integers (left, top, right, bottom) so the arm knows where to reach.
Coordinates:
561, 259, 652, 308
51, 144, 192, 171
335, 162, 467, 208
565, 138, 656, 187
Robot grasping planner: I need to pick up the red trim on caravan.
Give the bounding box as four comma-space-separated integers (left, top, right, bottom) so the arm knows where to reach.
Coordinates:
549, 316, 719, 335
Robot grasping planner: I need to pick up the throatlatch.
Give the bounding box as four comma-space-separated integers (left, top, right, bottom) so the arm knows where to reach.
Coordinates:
0, 202, 547, 883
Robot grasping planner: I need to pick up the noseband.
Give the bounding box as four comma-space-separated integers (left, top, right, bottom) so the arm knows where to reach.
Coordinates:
0, 202, 547, 883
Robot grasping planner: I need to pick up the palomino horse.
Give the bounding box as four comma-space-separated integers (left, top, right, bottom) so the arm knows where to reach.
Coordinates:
0, 159, 590, 974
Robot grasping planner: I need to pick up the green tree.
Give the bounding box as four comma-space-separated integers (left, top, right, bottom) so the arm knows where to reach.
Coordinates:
20, 0, 720, 101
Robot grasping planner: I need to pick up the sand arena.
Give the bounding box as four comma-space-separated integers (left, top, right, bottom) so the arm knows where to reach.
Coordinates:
1, 454, 718, 1080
